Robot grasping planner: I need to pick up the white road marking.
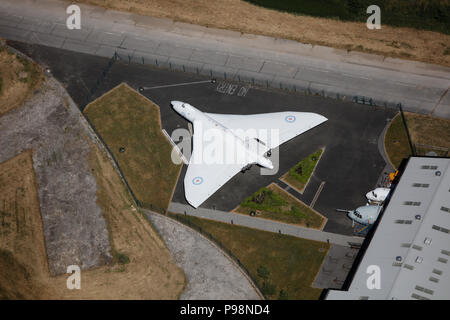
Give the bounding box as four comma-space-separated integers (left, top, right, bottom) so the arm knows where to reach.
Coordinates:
310, 181, 326, 209
341, 73, 372, 80
141, 79, 213, 90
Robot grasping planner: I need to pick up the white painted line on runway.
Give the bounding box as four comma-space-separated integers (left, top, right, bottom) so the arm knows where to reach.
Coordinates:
341, 73, 372, 80
392, 81, 417, 88
141, 79, 214, 90
310, 181, 326, 209
302, 66, 329, 73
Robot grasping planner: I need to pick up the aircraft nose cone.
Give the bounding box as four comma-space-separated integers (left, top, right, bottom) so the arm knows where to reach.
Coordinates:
171, 101, 182, 108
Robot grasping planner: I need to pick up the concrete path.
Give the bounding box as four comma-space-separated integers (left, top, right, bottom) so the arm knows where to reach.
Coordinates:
145, 211, 262, 300
313, 244, 359, 289
169, 202, 364, 247
0, 0, 449, 118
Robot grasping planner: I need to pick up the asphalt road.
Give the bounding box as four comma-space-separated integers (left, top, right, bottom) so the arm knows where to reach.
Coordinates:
12, 42, 396, 235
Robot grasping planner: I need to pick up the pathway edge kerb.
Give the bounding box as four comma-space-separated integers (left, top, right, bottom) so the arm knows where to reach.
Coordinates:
171, 202, 364, 246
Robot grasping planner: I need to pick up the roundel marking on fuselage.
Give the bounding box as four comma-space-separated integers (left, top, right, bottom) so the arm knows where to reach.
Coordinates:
192, 176, 204, 185
285, 115, 296, 123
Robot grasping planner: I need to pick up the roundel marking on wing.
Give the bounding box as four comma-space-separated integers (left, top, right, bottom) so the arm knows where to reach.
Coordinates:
192, 176, 204, 185
285, 115, 296, 123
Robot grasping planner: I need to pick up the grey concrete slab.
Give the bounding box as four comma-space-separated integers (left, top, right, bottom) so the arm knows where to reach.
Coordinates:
260, 61, 299, 78
133, 15, 174, 30
37, 21, 56, 34
190, 48, 229, 66
62, 38, 100, 55
200, 63, 238, 80
121, 35, 159, 52
0, 13, 23, 27
202, 27, 241, 40
0, 24, 30, 42
132, 50, 169, 66
271, 76, 310, 92
52, 23, 91, 41
226, 54, 264, 72
313, 244, 359, 289
16, 17, 42, 31
167, 57, 204, 74
29, 32, 65, 48
95, 45, 134, 61
85, 6, 107, 19
86, 30, 125, 47
172, 22, 206, 37
156, 43, 194, 60
1, 0, 449, 120
235, 69, 275, 87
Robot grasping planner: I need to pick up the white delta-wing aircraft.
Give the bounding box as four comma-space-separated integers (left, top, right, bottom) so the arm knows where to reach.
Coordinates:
171, 101, 328, 208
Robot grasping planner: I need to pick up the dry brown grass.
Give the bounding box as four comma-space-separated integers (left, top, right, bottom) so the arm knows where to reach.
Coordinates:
0, 150, 54, 299
0, 47, 43, 117
75, 0, 450, 66
0, 148, 185, 299
84, 83, 182, 212
405, 112, 450, 150
384, 112, 450, 168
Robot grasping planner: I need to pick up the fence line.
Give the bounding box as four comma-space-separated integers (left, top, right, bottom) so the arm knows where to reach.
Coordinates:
80, 51, 167, 215
111, 50, 401, 112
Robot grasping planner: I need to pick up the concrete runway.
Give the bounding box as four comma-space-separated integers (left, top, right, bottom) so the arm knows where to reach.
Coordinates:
0, 0, 449, 118
12, 42, 396, 236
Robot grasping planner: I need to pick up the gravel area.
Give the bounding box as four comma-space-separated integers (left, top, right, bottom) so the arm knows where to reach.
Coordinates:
0, 77, 111, 275
146, 212, 261, 300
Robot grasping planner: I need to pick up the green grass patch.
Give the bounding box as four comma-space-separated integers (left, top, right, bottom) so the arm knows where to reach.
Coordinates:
235, 184, 325, 229
111, 250, 130, 265
169, 213, 329, 300
84, 84, 181, 211
245, 0, 450, 34
281, 149, 322, 193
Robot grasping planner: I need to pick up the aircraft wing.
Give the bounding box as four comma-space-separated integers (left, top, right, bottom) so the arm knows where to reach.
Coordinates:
184, 120, 245, 208
204, 111, 327, 150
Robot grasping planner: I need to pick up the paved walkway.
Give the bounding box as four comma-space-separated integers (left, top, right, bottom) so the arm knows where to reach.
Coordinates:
146, 211, 262, 300
0, 0, 449, 118
313, 244, 359, 289
169, 203, 364, 247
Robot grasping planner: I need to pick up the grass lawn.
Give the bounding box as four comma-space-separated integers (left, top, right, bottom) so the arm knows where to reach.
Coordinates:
84, 83, 181, 212
384, 112, 450, 168
280, 148, 323, 193
234, 183, 325, 229
169, 213, 329, 300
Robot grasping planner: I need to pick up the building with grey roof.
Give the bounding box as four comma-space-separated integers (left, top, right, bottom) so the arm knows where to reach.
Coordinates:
325, 157, 450, 300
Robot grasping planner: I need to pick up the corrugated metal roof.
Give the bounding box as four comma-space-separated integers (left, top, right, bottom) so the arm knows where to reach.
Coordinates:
326, 157, 450, 300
